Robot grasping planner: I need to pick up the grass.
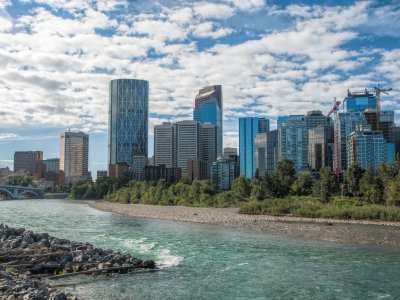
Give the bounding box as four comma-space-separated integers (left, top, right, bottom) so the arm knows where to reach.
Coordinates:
239, 196, 400, 222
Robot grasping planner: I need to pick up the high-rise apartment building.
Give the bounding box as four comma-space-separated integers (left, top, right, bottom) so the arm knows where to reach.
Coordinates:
14, 151, 43, 175
334, 112, 367, 176
108, 79, 148, 168
278, 119, 308, 171
60, 131, 89, 184
43, 158, 59, 173
131, 155, 147, 181
347, 125, 395, 171
364, 110, 395, 143
154, 122, 176, 168
176, 121, 201, 174
194, 85, 223, 156
200, 124, 217, 176
239, 117, 261, 179
344, 90, 377, 112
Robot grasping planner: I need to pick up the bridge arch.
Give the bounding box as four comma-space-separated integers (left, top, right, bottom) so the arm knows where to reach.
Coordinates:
0, 188, 13, 199
18, 190, 39, 198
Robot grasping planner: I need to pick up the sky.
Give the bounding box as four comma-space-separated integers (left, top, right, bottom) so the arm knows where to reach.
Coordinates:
0, 0, 399, 178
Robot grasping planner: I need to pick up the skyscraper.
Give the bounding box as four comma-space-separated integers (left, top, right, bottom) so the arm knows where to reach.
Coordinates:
176, 120, 201, 174
277, 115, 304, 130
154, 122, 177, 168
308, 126, 334, 172
305, 110, 330, 129
255, 130, 278, 176
200, 123, 218, 176
60, 131, 89, 184
278, 119, 309, 171
258, 118, 270, 133
108, 79, 148, 168
344, 89, 377, 112
239, 117, 263, 179
194, 85, 223, 156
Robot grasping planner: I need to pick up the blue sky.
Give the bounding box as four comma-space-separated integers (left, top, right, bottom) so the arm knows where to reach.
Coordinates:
0, 0, 399, 178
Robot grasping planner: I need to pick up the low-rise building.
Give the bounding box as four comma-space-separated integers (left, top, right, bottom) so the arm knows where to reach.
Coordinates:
211, 158, 239, 190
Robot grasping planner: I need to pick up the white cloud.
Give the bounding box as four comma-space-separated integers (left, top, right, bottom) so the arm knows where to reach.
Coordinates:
225, 0, 265, 11
130, 19, 187, 41
0, 0, 11, 9
192, 22, 233, 39
193, 3, 235, 19
0, 133, 19, 140
169, 7, 193, 24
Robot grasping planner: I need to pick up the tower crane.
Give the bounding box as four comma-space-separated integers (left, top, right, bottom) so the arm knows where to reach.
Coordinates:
326, 97, 341, 118
369, 85, 392, 131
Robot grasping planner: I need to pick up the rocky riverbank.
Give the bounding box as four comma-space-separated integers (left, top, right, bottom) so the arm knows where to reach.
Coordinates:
92, 202, 400, 247
0, 224, 156, 299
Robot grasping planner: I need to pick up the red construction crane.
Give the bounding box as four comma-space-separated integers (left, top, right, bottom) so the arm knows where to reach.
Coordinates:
369, 85, 392, 131
326, 97, 341, 117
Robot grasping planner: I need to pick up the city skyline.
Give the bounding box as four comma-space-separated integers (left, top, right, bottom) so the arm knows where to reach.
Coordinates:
0, 0, 399, 177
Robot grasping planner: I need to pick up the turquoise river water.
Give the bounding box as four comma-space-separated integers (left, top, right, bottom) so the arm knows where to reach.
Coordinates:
0, 199, 400, 299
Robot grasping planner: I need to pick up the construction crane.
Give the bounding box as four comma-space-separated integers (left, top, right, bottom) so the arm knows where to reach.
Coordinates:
326, 97, 341, 117
370, 85, 392, 131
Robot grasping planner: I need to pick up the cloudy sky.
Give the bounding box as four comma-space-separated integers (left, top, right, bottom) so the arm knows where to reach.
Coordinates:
0, 0, 399, 177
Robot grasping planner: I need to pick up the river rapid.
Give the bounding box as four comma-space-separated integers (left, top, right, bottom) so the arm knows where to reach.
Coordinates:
1, 199, 399, 299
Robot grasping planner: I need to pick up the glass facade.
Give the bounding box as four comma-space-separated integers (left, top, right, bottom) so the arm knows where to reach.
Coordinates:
194, 85, 223, 156
345, 92, 377, 112
277, 115, 305, 130
211, 158, 238, 190
108, 79, 148, 166
239, 117, 259, 179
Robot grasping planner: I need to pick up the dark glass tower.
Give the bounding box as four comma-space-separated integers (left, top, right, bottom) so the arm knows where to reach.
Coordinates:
193, 85, 223, 157
108, 79, 148, 166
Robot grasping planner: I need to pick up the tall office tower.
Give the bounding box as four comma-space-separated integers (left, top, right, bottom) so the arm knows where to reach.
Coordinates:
60, 131, 89, 184
194, 85, 223, 156
154, 122, 177, 168
176, 120, 201, 175
277, 115, 304, 130
239, 117, 264, 179
258, 118, 270, 133
347, 125, 395, 171
308, 126, 334, 173
14, 151, 43, 174
305, 110, 330, 129
278, 120, 308, 171
333, 112, 367, 177
255, 130, 278, 177
344, 89, 377, 112
200, 124, 217, 177
108, 79, 148, 168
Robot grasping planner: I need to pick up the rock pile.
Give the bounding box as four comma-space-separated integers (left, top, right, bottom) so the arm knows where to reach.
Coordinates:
0, 224, 156, 299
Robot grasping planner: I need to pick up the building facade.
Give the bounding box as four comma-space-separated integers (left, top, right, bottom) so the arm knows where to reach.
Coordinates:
14, 151, 43, 175
154, 122, 177, 168
334, 112, 367, 176
108, 79, 148, 167
131, 155, 147, 181
305, 110, 330, 129
239, 117, 260, 179
176, 121, 201, 175
194, 85, 223, 157
187, 159, 208, 182
60, 131, 89, 184
255, 130, 278, 176
277, 115, 304, 130
308, 126, 334, 173
96, 170, 108, 180
278, 120, 308, 171
258, 118, 270, 133
211, 158, 238, 190
344, 90, 377, 112
200, 124, 217, 177
144, 165, 182, 184
347, 125, 395, 171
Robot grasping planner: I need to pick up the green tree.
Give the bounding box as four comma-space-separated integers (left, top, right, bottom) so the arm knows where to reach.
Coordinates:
274, 159, 296, 198
386, 178, 400, 206
345, 164, 365, 197
291, 173, 313, 196
313, 168, 339, 203
232, 176, 250, 201
359, 168, 384, 204
5, 176, 33, 187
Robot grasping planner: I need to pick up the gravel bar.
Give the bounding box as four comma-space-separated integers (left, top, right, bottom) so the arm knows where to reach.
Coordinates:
92, 202, 400, 248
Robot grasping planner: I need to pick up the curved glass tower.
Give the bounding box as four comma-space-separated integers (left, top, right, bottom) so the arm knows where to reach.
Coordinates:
108, 79, 148, 166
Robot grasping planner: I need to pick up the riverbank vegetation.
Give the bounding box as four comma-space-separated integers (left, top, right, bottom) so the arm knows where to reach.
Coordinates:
71, 158, 400, 221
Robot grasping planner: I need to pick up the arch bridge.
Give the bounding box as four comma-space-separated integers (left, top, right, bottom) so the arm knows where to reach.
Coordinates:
0, 185, 45, 200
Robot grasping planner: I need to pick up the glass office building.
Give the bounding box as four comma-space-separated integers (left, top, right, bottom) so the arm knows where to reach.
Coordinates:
277, 115, 305, 130
239, 117, 260, 179
344, 90, 377, 112
108, 79, 149, 166
194, 85, 223, 156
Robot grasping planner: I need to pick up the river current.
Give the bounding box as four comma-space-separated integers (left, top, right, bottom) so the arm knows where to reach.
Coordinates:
1, 199, 399, 299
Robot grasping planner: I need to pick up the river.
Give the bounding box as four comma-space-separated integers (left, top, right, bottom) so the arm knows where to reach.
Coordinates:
1, 199, 399, 299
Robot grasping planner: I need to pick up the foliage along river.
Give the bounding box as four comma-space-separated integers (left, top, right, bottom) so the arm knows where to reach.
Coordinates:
1, 199, 399, 299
